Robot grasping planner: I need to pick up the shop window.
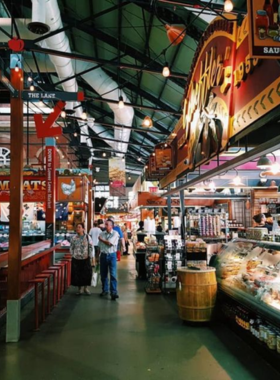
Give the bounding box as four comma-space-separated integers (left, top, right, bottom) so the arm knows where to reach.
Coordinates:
0, 147, 10, 167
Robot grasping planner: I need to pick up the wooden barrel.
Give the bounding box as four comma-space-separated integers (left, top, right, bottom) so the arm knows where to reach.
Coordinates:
176, 267, 217, 322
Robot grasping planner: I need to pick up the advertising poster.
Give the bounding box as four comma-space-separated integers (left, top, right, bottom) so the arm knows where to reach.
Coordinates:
57, 176, 84, 202
248, 0, 280, 58
109, 158, 126, 196
155, 145, 172, 170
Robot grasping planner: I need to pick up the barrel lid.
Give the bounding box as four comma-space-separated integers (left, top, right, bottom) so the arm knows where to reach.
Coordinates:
177, 266, 216, 273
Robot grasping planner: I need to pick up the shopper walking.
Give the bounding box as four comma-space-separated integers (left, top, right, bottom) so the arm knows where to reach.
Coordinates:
122, 223, 130, 255
89, 221, 102, 263
98, 219, 120, 300
70, 223, 93, 295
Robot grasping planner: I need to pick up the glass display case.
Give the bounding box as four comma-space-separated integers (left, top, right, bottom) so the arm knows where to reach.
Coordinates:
214, 239, 280, 324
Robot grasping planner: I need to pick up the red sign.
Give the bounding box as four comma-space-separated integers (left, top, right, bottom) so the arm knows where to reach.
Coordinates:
149, 187, 159, 193
0, 177, 46, 202
34, 100, 65, 138
248, 0, 280, 59
8, 37, 24, 52
160, 14, 280, 188
46, 146, 56, 218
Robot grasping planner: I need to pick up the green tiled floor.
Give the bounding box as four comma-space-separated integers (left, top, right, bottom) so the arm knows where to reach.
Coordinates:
0, 256, 279, 380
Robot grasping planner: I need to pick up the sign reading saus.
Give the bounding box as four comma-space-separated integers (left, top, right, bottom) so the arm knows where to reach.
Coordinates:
159, 13, 280, 188
247, 0, 280, 58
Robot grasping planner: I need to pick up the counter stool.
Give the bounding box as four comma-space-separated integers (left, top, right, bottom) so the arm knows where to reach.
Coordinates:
28, 278, 45, 331
59, 258, 72, 288
36, 273, 51, 315
53, 262, 67, 296
48, 266, 62, 302
42, 269, 57, 307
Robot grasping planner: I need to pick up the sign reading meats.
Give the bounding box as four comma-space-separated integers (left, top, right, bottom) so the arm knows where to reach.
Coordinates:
159, 13, 280, 188
0, 177, 46, 202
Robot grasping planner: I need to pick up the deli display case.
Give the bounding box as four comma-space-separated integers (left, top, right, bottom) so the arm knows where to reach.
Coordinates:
214, 239, 280, 325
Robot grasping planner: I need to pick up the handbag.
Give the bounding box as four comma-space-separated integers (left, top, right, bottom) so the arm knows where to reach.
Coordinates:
91, 264, 100, 287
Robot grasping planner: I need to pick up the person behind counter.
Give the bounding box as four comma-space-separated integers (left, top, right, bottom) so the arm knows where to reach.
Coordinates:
136, 221, 145, 243
253, 213, 273, 232
70, 223, 93, 295
156, 223, 163, 233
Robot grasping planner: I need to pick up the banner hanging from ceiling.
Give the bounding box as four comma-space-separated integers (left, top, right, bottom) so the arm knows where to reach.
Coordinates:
109, 158, 126, 196
155, 144, 173, 171
247, 0, 280, 58
159, 13, 280, 188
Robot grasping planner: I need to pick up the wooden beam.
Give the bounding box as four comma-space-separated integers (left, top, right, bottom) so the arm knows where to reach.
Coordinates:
7, 68, 24, 300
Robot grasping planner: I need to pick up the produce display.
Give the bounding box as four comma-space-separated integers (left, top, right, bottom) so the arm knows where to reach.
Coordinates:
215, 239, 280, 313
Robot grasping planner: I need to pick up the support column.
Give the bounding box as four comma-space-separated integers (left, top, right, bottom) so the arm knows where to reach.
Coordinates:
87, 174, 93, 232
167, 192, 172, 231
45, 138, 56, 246
6, 67, 24, 343
179, 189, 185, 240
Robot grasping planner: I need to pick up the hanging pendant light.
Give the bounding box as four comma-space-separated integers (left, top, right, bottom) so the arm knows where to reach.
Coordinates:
118, 95, 124, 109
162, 63, 170, 77
142, 116, 153, 128
165, 25, 186, 45
81, 110, 87, 120
224, 0, 233, 12
256, 155, 273, 169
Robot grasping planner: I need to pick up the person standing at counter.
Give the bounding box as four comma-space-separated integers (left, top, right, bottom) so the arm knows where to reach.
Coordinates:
253, 213, 273, 232
136, 221, 145, 243
70, 223, 93, 295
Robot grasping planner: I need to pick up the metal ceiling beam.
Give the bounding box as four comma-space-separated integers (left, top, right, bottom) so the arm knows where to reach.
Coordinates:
162, 135, 280, 196
58, 14, 188, 86
134, 0, 204, 40
156, 0, 247, 14
87, 97, 181, 116
20, 40, 187, 81
103, 67, 180, 114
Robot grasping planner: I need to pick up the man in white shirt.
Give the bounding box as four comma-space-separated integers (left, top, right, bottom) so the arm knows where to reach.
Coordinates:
98, 219, 120, 300
89, 221, 102, 263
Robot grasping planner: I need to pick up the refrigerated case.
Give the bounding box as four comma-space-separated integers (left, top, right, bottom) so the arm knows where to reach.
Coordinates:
214, 239, 280, 325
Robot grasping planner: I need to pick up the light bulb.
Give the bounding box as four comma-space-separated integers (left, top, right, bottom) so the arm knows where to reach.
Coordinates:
164, 143, 168, 147
67, 161, 70, 165
138, 157, 141, 161
233, 175, 242, 186
271, 162, 280, 174
15, 65, 19, 72
61, 110, 66, 118
30, 85, 35, 91
81, 111, 87, 120
162, 63, 170, 77
118, 95, 124, 109
152, 152, 155, 156
103, 152, 106, 157
143, 116, 153, 128
74, 132, 78, 137
27, 76, 32, 82
128, 176, 131, 180
224, 0, 233, 12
